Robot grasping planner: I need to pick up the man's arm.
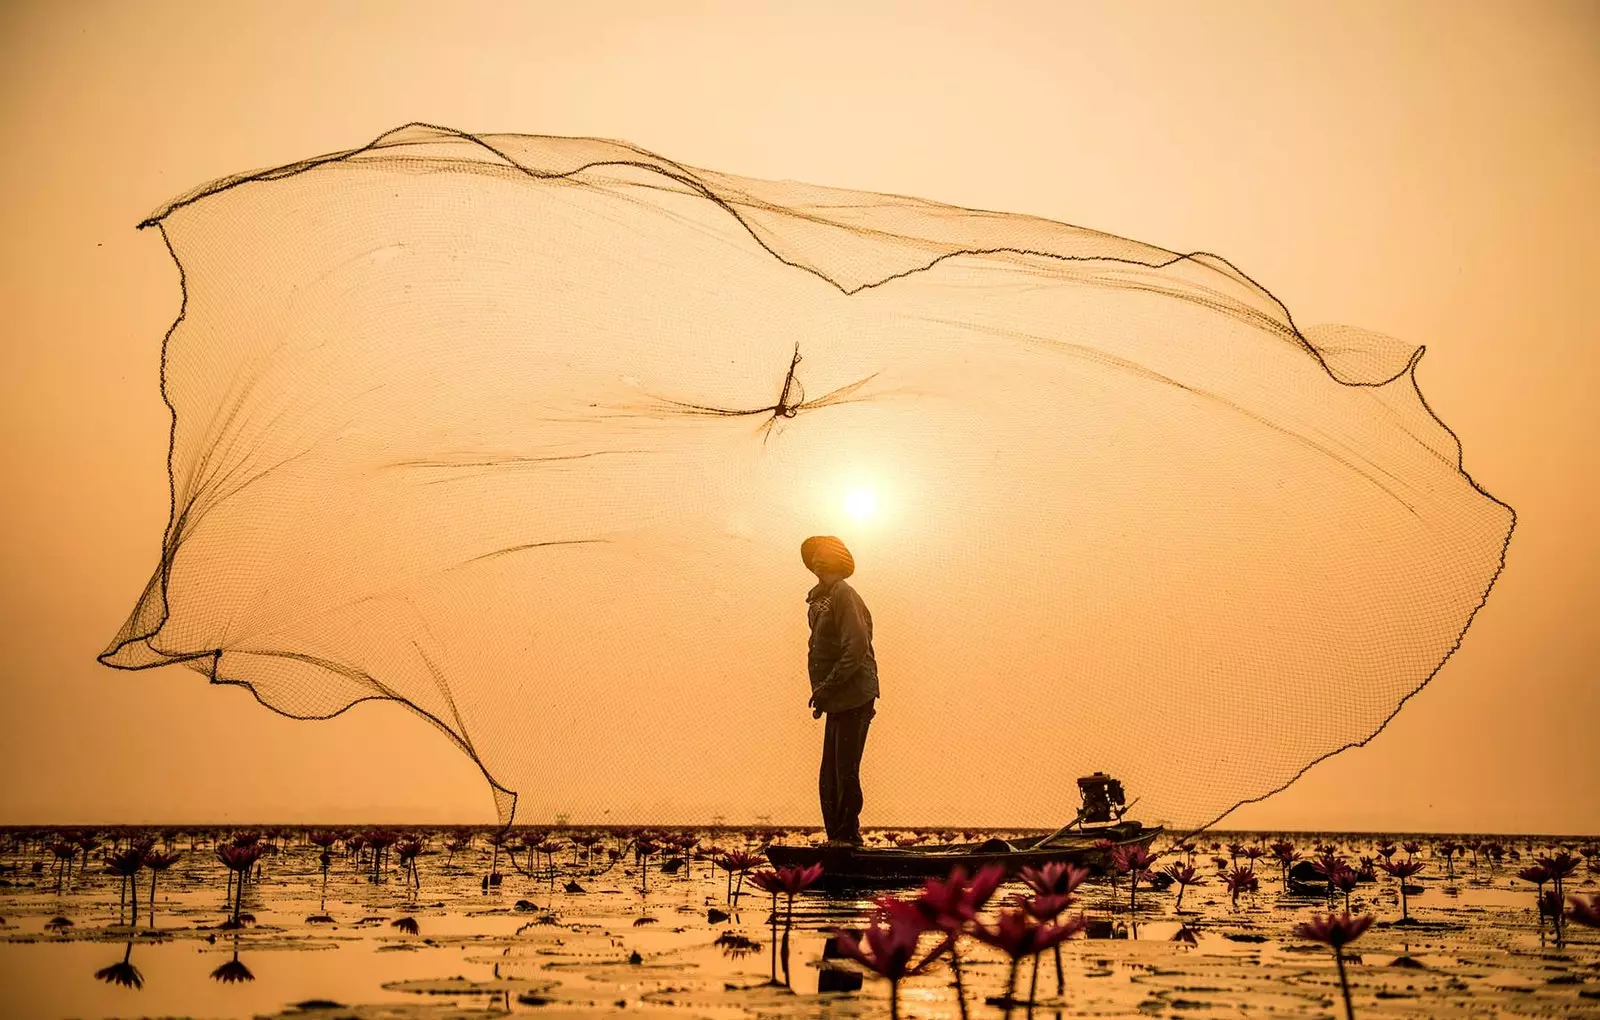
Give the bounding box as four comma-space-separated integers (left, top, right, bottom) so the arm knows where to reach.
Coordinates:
813, 587, 870, 702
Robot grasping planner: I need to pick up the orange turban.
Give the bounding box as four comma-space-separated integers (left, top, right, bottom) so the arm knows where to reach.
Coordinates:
801, 535, 855, 578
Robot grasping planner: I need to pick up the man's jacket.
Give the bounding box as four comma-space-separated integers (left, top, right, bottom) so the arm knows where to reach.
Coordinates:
806, 578, 880, 713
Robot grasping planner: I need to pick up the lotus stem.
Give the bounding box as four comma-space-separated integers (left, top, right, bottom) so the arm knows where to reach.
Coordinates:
1334, 949, 1355, 1020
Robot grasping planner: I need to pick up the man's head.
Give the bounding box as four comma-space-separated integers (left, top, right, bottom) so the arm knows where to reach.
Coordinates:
801, 535, 855, 582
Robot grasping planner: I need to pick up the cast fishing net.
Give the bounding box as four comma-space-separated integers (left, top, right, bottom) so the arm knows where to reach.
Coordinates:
100, 124, 1514, 831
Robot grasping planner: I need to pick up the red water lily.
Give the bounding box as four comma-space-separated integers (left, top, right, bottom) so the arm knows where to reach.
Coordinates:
1224, 867, 1258, 909
1164, 862, 1203, 911
1112, 844, 1156, 911
1011, 892, 1074, 921
106, 848, 145, 926
1378, 858, 1425, 921
748, 862, 824, 986
1294, 910, 1374, 948
1329, 866, 1360, 913
749, 862, 824, 897
1293, 912, 1373, 1020
717, 849, 764, 904
215, 843, 265, 927
1018, 860, 1087, 900
1270, 841, 1300, 892
830, 899, 951, 1020
972, 908, 1089, 1020
1538, 852, 1580, 890
918, 863, 1007, 929
973, 907, 1087, 958
142, 849, 181, 926
906, 863, 1005, 1020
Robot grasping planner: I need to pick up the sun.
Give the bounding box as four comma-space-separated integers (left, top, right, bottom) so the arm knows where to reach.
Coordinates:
843, 487, 878, 521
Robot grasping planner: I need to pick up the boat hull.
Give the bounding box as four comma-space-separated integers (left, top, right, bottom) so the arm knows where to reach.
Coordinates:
763, 823, 1163, 888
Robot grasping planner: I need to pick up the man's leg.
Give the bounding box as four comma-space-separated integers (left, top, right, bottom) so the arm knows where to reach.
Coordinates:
819, 711, 841, 841
834, 701, 875, 844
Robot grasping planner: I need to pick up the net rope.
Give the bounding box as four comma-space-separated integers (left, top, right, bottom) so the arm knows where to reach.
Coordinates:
100, 124, 1515, 832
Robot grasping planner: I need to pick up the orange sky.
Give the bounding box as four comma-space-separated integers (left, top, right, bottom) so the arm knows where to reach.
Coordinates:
1, 0, 1595, 833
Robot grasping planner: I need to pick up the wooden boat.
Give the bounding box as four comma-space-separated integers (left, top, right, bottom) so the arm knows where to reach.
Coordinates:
764, 821, 1163, 888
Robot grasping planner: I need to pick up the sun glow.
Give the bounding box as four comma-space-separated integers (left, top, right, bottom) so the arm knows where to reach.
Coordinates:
843, 487, 878, 521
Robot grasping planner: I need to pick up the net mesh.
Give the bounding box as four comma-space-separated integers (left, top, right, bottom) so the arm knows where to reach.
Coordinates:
100, 123, 1515, 831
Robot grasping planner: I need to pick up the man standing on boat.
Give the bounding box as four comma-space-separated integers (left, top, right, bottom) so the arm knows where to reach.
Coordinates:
802, 535, 879, 847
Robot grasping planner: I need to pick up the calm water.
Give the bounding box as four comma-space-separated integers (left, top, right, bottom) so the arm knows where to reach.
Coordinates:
0, 828, 1595, 1019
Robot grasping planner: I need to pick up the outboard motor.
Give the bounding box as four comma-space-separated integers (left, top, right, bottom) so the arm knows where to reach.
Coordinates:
1077, 772, 1127, 825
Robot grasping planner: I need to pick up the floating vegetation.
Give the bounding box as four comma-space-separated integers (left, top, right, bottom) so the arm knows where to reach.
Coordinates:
0, 825, 1594, 1018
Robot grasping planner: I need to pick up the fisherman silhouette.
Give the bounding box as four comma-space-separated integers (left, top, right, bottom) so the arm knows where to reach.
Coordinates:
802, 536, 879, 846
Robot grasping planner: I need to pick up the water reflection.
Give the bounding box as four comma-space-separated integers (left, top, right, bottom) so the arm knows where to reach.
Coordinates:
4, 828, 1595, 1018
714, 930, 761, 959
93, 941, 142, 990
210, 933, 255, 984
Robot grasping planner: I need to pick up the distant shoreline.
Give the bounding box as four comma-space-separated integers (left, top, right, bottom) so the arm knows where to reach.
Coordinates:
2, 823, 1595, 841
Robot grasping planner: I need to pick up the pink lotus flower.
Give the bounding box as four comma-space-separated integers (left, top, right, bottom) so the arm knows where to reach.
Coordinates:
1112, 844, 1157, 911
972, 907, 1088, 959
1112, 844, 1155, 873
1270, 841, 1300, 891
830, 899, 951, 1020
1018, 861, 1088, 899
1012, 861, 1087, 1004
749, 863, 824, 987
911, 864, 1004, 1020
1224, 868, 1258, 909
1538, 852, 1580, 887
1293, 911, 1373, 1020
141, 849, 181, 926
1309, 853, 1347, 880
107, 848, 145, 878
1377, 857, 1424, 880
1011, 891, 1074, 921
1329, 866, 1360, 912
214, 843, 263, 872
748, 863, 824, 897
107, 845, 146, 922
1294, 910, 1373, 948
1164, 863, 1203, 911
972, 908, 1089, 1019
717, 849, 764, 904
1378, 858, 1425, 921
214, 843, 265, 927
